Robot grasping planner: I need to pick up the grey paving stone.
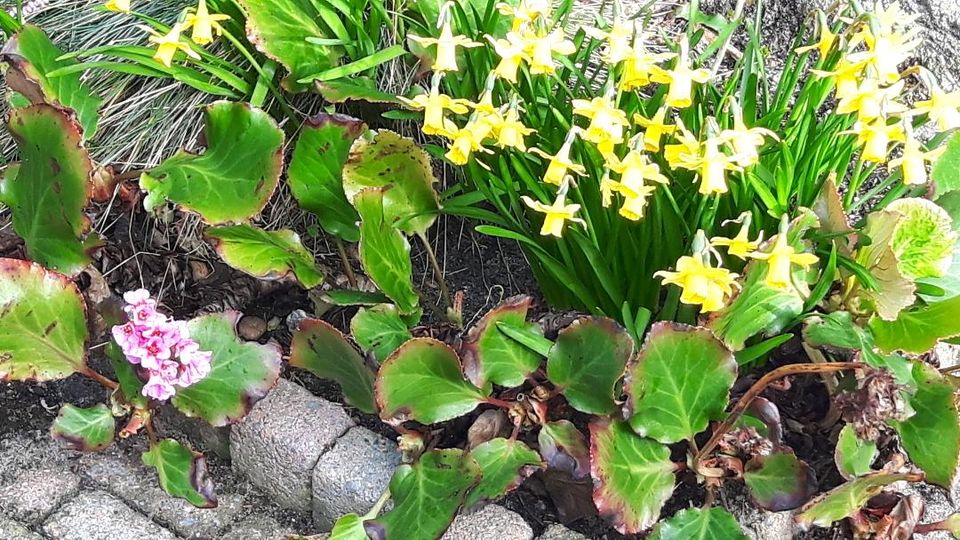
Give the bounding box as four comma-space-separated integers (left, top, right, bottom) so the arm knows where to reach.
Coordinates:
221, 514, 294, 540
537, 523, 589, 540
80, 446, 244, 539
0, 431, 73, 484
312, 426, 401, 531
231, 379, 354, 513
0, 514, 43, 540
42, 490, 178, 540
0, 467, 81, 525
441, 505, 534, 540
153, 403, 231, 460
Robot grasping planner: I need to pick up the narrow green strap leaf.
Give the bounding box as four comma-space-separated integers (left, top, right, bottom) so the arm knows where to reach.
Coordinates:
462, 296, 544, 388
495, 321, 553, 357
297, 45, 406, 83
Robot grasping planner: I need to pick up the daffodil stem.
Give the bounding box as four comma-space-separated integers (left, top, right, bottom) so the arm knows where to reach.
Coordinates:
709, 0, 747, 75
417, 231, 453, 314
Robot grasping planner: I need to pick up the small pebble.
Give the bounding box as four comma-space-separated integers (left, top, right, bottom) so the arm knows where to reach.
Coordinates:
238, 315, 267, 340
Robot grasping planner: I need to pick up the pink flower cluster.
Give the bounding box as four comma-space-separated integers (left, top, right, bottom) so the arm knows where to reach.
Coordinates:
111, 289, 212, 401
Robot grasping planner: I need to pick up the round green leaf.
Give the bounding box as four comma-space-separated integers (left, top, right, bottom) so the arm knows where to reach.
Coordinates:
1, 24, 102, 139
3, 104, 96, 276
856, 210, 918, 321
891, 363, 960, 488
887, 198, 957, 279
869, 295, 960, 354
50, 403, 114, 451
0, 258, 88, 381
648, 507, 748, 540
329, 514, 368, 540
462, 295, 543, 389
350, 304, 412, 364
538, 420, 591, 479
835, 424, 878, 480
142, 439, 216, 508
743, 452, 817, 511
206, 224, 323, 288
343, 130, 440, 235
796, 472, 914, 529
141, 101, 284, 224
355, 188, 420, 314
365, 449, 482, 540
626, 322, 736, 444
288, 114, 365, 242
375, 337, 487, 425
171, 312, 282, 427
465, 438, 543, 508
590, 419, 675, 534
546, 317, 634, 415
290, 318, 376, 413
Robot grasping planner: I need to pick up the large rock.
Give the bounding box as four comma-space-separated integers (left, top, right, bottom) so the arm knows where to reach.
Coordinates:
231, 379, 355, 513
0, 467, 81, 525
0, 514, 43, 540
312, 426, 401, 530
441, 505, 534, 540
153, 403, 231, 460
537, 523, 589, 540
221, 515, 294, 540
42, 491, 178, 540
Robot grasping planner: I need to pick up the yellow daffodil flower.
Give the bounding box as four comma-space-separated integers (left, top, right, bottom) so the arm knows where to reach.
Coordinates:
410, 20, 482, 73
835, 79, 907, 122
531, 131, 586, 186
608, 149, 669, 188
619, 34, 676, 91
697, 138, 740, 195
711, 217, 762, 259
600, 169, 617, 207
146, 23, 200, 68
663, 119, 701, 169
795, 11, 836, 59
184, 0, 230, 45
633, 106, 677, 152
845, 118, 905, 163
526, 30, 575, 75
499, 0, 551, 32
585, 18, 634, 65
913, 88, 960, 131
655, 251, 739, 313
572, 95, 629, 152
521, 191, 585, 238
494, 107, 534, 150
849, 4, 920, 86
445, 119, 493, 165
105, 0, 130, 12
813, 58, 867, 101
749, 230, 819, 290
399, 77, 471, 136
719, 104, 777, 167
612, 181, 657, 221
487, 32, 529, 83
888, 136, 945, 185
649, 36, 710, 108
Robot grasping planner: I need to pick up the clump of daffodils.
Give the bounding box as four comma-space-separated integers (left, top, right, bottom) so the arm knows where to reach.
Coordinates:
105, 0, 230, 67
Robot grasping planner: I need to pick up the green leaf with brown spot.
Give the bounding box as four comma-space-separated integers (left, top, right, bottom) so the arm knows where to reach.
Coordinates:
538, 420, 591, 479
590, 419, 675, 534
1, 24, 101, 139
172, 312, 282, 426
205, 224, 323, 288
350, 304, 412, 363
2, 104, 97, 276
355, 188, 420, 314
0, 258, 88, 382
626, 322, 736, 444
835, 424, 877, 480
648, 507, 748, 540
546, 317, 634, 415
142, 439, 217, 508
316, 79, 401, 104
141, 102, 284, 224
465, 438, 543, 507
462, 295, 543, 389
796, 472, 914, 528
743, 452, 817, 511
50, 403, 114, 451
375, 338, 487, 425
365, 449, 482, 540
288, 114, 365, 242
290, 318, 376, 413
343, 130, 440, 235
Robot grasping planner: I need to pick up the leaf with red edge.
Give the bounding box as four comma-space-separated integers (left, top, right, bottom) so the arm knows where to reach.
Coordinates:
375, 337, 488, 425
648, 507, 748, 540
743, 451, 818, 511
290, 318, 376, 413
142, 438, 217, 508
796, 472, 915, 529
590, 419, 675, 534
205, 225, 324, 288
462, 295, 543, 389
465, 438, 543, 507
538, 420, 591, 479
0, 258, 88, 382
50, 403, 114, 451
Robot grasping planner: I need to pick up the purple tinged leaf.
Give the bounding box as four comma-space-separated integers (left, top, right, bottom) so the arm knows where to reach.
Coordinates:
743, 451, 818, 511
538, 420, 591, 479
50, 403, 114, 452
142, 438, 217, 508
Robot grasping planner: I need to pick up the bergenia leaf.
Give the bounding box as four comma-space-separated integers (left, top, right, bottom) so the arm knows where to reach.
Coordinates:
365, 449, 482, 540
891, 363, 960, 488
465, 438, 543, 507
869, 295, 960, 354
538, 420, 591, 479
142, 439, 217, 508
288, 113, 365, 242
626, 322, 736, 444
329, 514, 369, 540
141, 101, 284, 224
856, 210, 917, 321
886, 198, 957, 279
546, 317, 634, 415
2, 104, 96, 276
462, 295, 544, 389
835, 424, 877, 480
795, 472, 915, 529
355, 188, 420, 314
342, 130, 440, 235
1, 24, 101, 139
316, 79, 401, 104
350, 304, 412, 364
50, 403, 114, 451
290, 318, 376, 413
171, 312, 282, 427
803, 311, 914, 384
0, 258, 88, 382
205, 224, 324, 288
648, 507, 748, 540
375, 338, 488, 425
590, 419, 675, 534
932, 131, 960, 196
743, 451, 817, 511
